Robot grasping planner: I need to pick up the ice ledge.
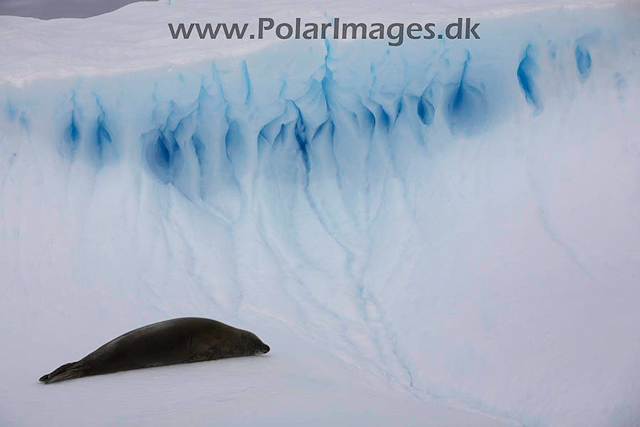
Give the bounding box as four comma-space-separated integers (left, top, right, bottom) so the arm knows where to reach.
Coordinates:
0, 0, 627, 87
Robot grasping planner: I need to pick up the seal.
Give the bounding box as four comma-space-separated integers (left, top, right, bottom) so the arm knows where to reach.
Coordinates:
39, 317, 270, 384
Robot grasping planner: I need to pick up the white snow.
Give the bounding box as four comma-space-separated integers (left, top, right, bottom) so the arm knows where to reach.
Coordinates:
1, 1, 639, 426
0, 0, 629, 86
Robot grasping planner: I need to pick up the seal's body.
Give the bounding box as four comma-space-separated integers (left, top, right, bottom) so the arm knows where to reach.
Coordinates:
39, 317, 270, 384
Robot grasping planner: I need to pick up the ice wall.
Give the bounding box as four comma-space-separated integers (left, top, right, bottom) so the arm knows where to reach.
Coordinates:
1, 6, 639, 426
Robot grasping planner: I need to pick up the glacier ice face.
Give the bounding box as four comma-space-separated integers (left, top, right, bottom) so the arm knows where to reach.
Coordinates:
1, 5, 640, 427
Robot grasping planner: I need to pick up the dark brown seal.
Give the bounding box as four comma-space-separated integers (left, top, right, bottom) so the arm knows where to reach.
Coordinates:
39, 317, 270, 384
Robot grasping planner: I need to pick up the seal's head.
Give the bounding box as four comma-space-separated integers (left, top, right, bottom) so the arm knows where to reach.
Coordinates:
241, 331, 270, 356
258, 343, 270, 355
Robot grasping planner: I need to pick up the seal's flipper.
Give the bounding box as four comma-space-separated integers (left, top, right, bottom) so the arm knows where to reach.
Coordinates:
39, 361, 86, 384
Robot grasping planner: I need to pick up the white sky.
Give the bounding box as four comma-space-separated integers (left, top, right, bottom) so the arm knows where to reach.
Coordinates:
0, 0, 158, 19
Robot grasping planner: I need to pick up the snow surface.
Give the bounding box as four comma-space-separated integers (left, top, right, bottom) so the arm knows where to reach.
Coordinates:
0, 0, 628, 86
1, 1, 640, 426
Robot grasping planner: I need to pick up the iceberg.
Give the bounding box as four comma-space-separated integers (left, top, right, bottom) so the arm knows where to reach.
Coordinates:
1, 1, 639, 425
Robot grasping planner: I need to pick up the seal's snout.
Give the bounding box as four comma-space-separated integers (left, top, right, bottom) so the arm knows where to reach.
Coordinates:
262, 344, 270, 354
